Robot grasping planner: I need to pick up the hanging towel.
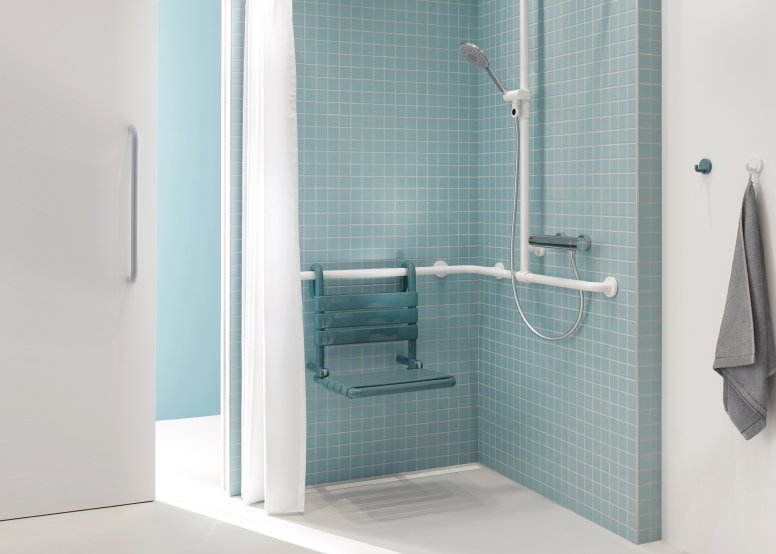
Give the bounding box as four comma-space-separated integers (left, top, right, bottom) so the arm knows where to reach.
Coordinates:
714, 182, 776, 439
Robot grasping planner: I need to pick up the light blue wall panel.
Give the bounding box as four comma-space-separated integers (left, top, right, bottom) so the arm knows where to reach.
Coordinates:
157, 0, 222, 421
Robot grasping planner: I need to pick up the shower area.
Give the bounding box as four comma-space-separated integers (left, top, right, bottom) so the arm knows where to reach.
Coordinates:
230, 0, 661, 546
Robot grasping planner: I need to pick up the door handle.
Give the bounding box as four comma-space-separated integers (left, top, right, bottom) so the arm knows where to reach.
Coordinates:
128, 126, 138, 283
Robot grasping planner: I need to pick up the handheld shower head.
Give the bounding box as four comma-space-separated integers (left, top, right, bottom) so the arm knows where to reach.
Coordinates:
459, 41, 489, 69
458, 41, 507, 94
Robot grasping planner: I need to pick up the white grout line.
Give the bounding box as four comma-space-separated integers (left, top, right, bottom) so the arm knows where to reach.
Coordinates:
307, 463, 482, 493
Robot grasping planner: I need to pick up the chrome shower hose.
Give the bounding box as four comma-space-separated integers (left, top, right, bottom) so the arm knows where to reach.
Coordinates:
509, 115, 585, 341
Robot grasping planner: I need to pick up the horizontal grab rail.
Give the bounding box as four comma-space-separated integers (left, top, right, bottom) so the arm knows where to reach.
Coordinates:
299, 261, 618, 298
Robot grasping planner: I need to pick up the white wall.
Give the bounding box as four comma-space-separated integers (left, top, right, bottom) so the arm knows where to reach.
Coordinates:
663, 1, 776, 553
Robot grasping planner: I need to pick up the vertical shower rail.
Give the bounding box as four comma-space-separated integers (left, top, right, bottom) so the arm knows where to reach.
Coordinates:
503, 0, 534, 274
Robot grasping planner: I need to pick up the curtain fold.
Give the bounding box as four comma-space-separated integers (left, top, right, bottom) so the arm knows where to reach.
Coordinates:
241, 0, 306, 514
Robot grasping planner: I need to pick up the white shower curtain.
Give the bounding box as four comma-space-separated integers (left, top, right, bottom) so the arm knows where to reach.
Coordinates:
241, 0, 306, 514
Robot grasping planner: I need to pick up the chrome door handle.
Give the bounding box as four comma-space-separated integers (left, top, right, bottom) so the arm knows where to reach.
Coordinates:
128, 126, 138, 283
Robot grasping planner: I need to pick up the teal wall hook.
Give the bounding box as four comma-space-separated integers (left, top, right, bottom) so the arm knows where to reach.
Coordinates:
694, 158, 712, 174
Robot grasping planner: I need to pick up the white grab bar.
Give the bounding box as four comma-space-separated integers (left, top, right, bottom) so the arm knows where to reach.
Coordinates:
299, 261, 618, 298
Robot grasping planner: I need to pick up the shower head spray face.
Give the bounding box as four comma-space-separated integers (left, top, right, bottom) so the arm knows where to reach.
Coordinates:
458, 41, 489, 69
458, 41, 507, 94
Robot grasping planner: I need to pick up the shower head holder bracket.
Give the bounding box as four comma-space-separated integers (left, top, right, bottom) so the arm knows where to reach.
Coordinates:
503, 88, 530, 115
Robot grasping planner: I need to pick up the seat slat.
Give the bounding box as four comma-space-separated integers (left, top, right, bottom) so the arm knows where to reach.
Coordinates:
315, 308, 418, 329
315, 324, 418, 346
314, 292, 417, 312
314, 369, 456, 399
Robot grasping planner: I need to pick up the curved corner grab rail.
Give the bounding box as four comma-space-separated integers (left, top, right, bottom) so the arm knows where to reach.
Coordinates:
299, 262, 618, 298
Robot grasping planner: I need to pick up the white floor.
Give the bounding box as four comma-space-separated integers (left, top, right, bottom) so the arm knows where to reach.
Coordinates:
0, 416, 313, 554
155, 417, 684, 554
0, 501, 314, 554
297, 467, 684, 554
0, 416, 687, 554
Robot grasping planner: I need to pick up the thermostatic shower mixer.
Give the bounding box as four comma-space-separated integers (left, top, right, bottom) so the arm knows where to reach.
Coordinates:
528, 233, 592, 252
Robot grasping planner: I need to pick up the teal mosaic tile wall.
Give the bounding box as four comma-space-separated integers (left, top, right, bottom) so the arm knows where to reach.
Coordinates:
475, 0, 660, 543
228, 0, 245, 496
229, 0, 479, 494
294, 0, 480, 485
636, 0, 662, 543
229, 0, 661, 541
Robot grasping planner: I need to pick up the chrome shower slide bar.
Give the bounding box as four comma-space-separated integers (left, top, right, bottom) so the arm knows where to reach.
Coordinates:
299, 261, 618, 298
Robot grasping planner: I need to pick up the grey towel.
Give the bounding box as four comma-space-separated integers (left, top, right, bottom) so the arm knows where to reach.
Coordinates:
714, 182, 776, 439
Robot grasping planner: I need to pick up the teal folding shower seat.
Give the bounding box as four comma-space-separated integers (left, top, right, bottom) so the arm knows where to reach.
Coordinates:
305, 262, 456, 399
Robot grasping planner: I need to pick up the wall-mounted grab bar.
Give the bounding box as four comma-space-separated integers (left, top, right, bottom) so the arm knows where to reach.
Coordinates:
298, 261, 618, 298
529, 234, 591, 251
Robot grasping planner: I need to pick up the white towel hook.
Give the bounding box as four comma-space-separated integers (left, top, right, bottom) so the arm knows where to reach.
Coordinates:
747, 156, 764, 183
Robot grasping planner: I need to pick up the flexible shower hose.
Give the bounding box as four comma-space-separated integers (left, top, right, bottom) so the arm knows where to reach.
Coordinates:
509, 115, 585, 341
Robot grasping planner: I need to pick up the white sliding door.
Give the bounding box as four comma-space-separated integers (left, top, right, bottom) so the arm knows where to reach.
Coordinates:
0, 0, 157, 520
